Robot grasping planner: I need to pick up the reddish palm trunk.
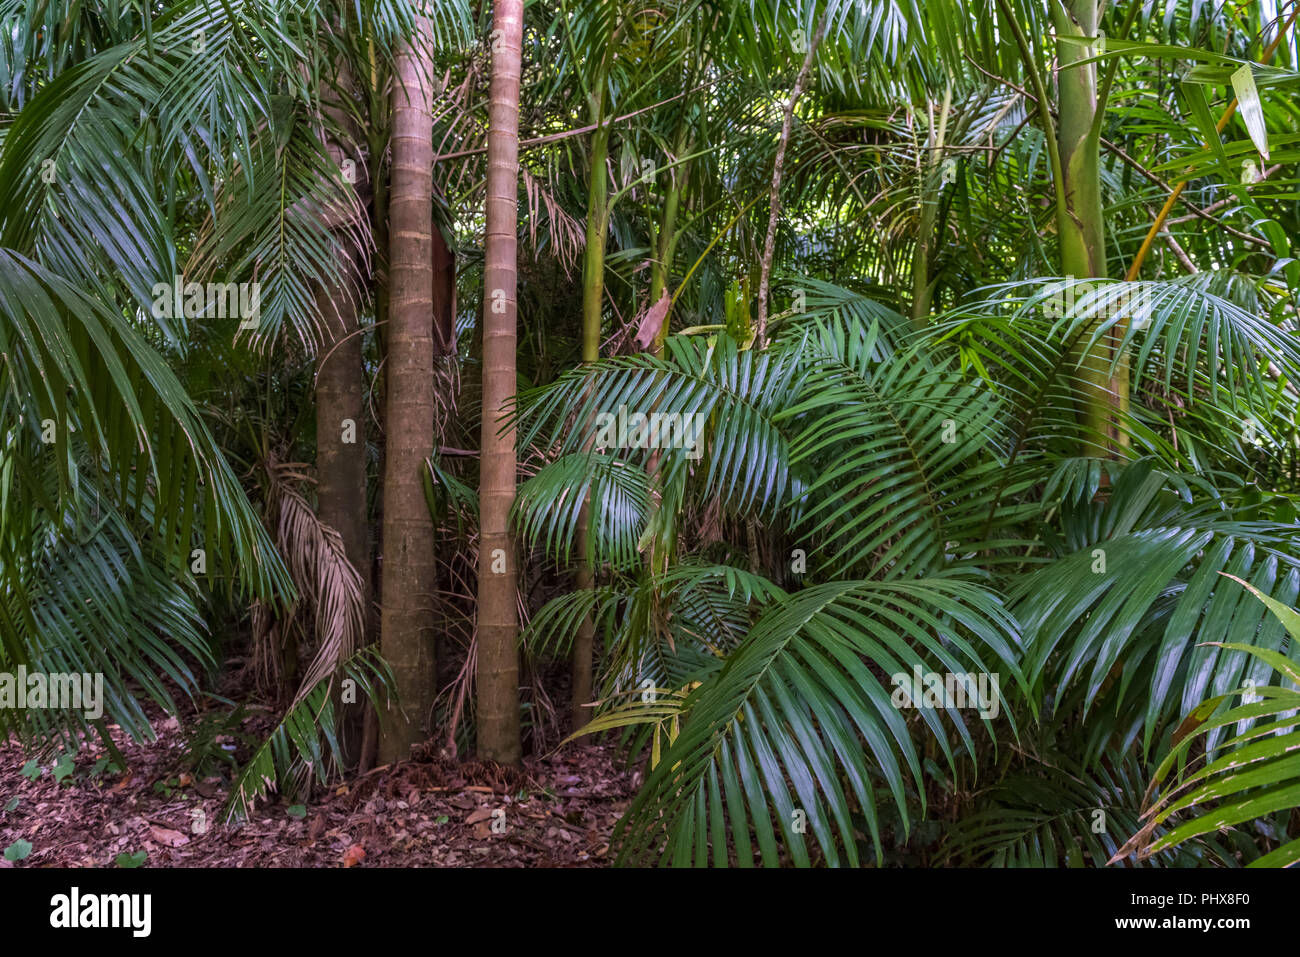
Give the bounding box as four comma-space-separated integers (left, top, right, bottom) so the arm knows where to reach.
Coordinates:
379, 17, 438, 763
476, 0, 524, 765
432, 225, 457, 357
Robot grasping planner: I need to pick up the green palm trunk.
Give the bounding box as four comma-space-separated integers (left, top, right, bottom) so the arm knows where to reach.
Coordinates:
572, 92, 611, 729
1052, 0, 1129, 456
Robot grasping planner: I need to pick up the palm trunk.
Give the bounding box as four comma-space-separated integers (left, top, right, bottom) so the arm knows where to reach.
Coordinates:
476, 0, 524, 765
316, 264, 371, 762
316, 280, 369, 588
1000, 0, 1128, 459
582, 119, 611, 367
314, 61, 373, 766
1053, 0, 1128, 456
379, 16, 438, 764
910, 89, 951, 327
571, 103, 611, 732
649, 123, 690, 357
909, 198, 934, 325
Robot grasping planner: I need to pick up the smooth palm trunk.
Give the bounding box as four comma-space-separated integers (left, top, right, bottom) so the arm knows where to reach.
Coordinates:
649, 123, 689, 356
1053, 0, 1129, 456
571, 112, 611, 731
315, 265, 371, 757
316, 280, 368, 580
314, 62, 374, 764
476, 0, 524, 765
379, 17, 438, 763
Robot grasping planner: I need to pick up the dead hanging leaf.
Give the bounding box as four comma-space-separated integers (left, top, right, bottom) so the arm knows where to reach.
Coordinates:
1108, 818, 1161, 866
342, 844, 366, 868
626, 291, 671, 354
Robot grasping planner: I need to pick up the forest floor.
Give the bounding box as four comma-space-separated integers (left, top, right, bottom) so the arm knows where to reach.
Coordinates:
0, 706, 638, 868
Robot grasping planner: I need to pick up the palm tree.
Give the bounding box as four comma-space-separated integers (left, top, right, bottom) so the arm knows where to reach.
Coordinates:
476, 0, 526, 765
379, 11, 441, 763
5, 0, 1300, 867
314, 61, 373, 643
0, 0, 467, 785
514, 266, 1300, 864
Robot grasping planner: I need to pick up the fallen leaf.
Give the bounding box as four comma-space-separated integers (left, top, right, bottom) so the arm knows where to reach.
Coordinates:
148, 825, 188, 848
342, 844, 366, 868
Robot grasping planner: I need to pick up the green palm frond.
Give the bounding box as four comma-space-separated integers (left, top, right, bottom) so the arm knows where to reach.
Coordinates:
615, 577, 1025, 867
1014, 458, 1300, 756
0, 475, 209, 746
943, 750, 1233, 867
513, 452, 651, 571
940, 277, 1300, 414
225, 645, 392, 822
1117, 576, 1300, 867
517, 333, 806, 517
783, 323, 1027, 576
0, 249, 290, 600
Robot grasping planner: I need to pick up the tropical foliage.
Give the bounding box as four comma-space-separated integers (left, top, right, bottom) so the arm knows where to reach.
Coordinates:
2, 0, 1299, 866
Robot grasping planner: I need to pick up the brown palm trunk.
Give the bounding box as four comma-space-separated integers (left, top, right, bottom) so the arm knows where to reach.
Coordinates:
476, 0, 524, 765
432, 225, 457, 357
379, 16, 438, 764
316, 260, 372, 751
313, 59, 374, 767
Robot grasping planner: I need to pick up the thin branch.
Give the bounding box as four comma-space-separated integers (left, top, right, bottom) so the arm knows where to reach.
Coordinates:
1126, 3, 1300, 279
433, 79, 722, 161
755, 8, 830, 346
970, 54, 1273, 251
994, 0, 1067, 216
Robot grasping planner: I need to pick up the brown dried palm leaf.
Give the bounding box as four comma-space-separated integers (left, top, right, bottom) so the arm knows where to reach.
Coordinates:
263, 460, 367, 702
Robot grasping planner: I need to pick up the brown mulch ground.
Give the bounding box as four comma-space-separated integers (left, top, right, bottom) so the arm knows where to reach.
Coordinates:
0, 715, 639, 868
